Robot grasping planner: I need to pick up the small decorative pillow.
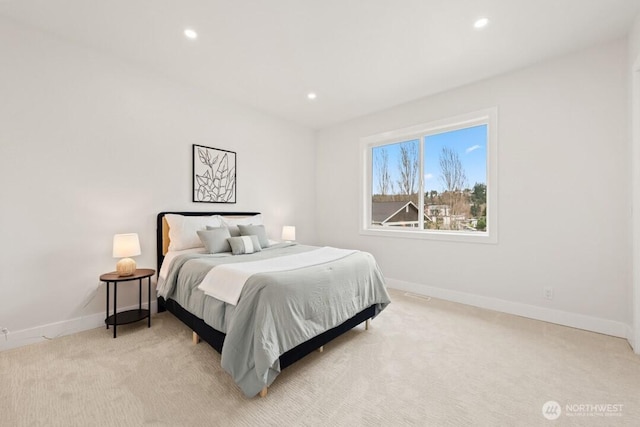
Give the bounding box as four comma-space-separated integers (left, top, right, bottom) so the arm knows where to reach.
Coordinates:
221, 214, 263, 237
227, 235, 262, 255
197, 228, 232, 253
237, 224, 270, 248
166, 214, 222, 251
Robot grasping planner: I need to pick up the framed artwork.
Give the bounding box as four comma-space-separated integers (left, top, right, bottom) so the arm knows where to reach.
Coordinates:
192, 144, 236, 203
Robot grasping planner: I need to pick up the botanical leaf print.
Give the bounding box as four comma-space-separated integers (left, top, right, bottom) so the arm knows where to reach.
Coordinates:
194, 146, 236, 203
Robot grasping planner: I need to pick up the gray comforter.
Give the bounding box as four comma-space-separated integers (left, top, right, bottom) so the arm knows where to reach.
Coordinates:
161, 243, 390, 397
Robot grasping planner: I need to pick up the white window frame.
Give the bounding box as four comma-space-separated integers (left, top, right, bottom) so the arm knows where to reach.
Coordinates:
360, 108, 498, 244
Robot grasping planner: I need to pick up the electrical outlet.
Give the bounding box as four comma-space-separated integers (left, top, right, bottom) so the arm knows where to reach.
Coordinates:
543, 286, 553, 300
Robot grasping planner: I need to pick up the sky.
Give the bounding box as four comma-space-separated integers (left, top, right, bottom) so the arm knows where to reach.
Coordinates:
372, 124, 487, 195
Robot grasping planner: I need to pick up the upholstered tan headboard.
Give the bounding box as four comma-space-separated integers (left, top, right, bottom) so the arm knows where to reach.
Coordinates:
161, 216, 170, 256
156, 211, 260, 270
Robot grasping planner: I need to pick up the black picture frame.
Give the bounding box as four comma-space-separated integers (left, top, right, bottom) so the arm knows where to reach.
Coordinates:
192, 144, 237, 203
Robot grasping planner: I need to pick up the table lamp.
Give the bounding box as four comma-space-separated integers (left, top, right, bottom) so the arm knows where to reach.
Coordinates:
282, 226, 296, 242
113, 233, 141, 276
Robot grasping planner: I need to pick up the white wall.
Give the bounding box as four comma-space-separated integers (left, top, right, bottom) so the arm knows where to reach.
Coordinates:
629, 14, 640, 351
630, 15, 640, 62
316, 39, 630, 337
0, 19, 316, 349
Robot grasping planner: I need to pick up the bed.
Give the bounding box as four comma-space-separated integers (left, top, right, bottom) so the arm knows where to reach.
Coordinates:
155, 211, 390, 398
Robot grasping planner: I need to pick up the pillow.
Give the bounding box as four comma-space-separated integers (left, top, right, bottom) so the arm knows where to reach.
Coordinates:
221, 214, 263, 237
165, 214, 222, 251
238, 224, 270, 248
197, 228, 232, 253
227, 235, 262, 255
206, 225, 235, 239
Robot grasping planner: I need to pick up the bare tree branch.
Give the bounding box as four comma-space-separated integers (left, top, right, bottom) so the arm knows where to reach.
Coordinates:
439, 147, 467, 220
397, 141, 419, 195
374, 147, 391, 195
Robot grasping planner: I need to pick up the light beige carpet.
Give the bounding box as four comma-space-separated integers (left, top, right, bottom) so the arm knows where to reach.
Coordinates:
1, 288, 640, 426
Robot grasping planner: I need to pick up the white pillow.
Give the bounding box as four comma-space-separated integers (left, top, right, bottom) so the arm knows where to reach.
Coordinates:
166, 214, 222, 251
220, 214, 263, 237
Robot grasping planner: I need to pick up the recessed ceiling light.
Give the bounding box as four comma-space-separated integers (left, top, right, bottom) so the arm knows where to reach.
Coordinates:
307, 92, 317, 100
473, 17, 489, 29
184, 28, 198, 40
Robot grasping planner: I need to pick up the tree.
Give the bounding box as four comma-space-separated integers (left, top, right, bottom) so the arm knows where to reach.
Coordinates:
439, 147, 467, 218
470, 183, 486, 218
374, 147, 392, 196
425, 190, 438, 201
471, 183, 486, 205
439, 147, 467, 194
397, 142, 419, 195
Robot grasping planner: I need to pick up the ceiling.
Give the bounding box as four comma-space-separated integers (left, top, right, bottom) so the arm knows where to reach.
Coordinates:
1, 0, 639, 129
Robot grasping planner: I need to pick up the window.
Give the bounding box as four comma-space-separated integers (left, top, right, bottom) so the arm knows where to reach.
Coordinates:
361, 108, 497, 243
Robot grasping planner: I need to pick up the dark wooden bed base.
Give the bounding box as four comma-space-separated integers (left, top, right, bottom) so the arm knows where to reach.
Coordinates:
156, 212, 374, 374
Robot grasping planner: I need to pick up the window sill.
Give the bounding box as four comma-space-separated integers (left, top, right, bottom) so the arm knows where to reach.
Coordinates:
360, 227, 497, 244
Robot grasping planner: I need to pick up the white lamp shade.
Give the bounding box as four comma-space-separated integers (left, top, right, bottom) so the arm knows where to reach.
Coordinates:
113, 233, 141, 258
282, 226, 296, 241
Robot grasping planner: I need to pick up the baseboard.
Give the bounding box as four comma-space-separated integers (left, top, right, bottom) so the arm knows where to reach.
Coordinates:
2, 284, 633, 353
0, 300, 158, 352
627, 325, 636, 352
387, 278, 629, 339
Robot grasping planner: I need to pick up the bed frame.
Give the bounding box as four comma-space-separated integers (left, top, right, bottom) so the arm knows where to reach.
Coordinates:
156, 211, 374, 397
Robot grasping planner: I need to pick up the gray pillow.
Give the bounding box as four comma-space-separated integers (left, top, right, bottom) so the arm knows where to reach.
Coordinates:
206, 224, 240, 237
228, 226, 241, 237
227, 235, 262, 255
197, 228, 232, 253
238, 224, 269, 248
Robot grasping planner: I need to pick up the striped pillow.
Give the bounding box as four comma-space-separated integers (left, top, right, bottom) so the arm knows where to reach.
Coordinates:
227, 235, 262, 255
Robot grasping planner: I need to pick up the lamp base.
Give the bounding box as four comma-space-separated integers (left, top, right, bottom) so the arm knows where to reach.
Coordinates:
116, 258, 137, 276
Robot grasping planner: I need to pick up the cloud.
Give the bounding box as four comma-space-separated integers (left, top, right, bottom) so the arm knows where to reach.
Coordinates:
424, 173, 433, 180
465, 144, 481, 154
